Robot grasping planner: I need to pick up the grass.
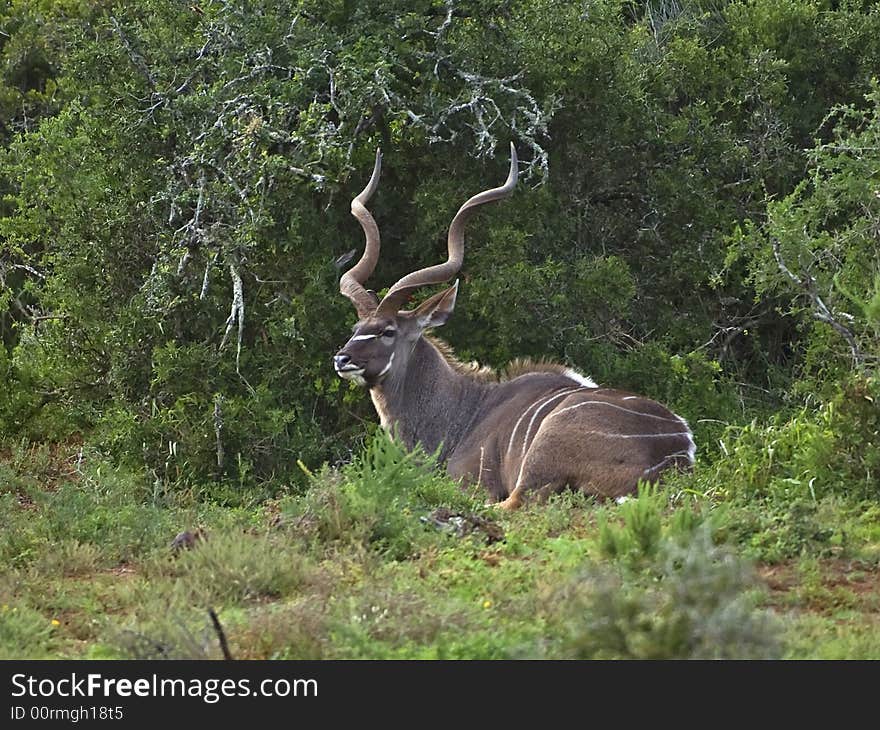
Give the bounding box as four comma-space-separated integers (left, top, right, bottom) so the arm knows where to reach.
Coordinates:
1, 434, 878, 659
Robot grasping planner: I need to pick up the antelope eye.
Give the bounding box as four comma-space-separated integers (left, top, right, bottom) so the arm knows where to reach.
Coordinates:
381, 329, 396, 339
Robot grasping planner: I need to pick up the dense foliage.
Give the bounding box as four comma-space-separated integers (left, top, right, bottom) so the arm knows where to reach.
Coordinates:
0, 0, 879, 660
1, 0, 877, 493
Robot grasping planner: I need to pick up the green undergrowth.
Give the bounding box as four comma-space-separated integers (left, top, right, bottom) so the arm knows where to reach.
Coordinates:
2, 424, 878, 660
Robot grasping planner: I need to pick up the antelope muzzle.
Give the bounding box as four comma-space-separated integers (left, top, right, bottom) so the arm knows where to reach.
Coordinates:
333, 350, 365, 383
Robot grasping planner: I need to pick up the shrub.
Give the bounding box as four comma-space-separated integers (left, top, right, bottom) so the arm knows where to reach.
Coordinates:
145, 530, 308, 605
283, 432, 482, 559
554, 527, 781, 659
0, 604, 57, 660
709, 375, 880, 503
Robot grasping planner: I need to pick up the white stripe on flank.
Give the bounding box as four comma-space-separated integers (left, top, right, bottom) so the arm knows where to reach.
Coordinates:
582, 430, 693, 439
673, 414, 697, 464
506, 387, 584, 456
521, 390, 590, 457
563, 368, 598, 388
350, 333, 378, 341
510, 388, 586, 456
685, 432, 696, 463
622, 396, 638, 400
642, 451, 693, 476
513, 429, 691, 494
512, 402, 559, 492
547, 400, 686, 423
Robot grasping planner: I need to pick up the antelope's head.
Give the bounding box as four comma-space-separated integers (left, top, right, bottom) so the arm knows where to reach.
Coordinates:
334, 145, 518, 388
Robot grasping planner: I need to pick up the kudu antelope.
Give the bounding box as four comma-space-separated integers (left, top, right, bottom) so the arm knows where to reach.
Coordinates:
334, 145, 695, 509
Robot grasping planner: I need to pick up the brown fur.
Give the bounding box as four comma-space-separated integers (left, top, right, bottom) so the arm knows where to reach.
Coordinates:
335, 146, 694, 508
337, 314, 695, 508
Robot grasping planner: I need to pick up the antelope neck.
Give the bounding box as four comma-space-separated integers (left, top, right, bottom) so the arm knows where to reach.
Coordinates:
369, 337, 489, 461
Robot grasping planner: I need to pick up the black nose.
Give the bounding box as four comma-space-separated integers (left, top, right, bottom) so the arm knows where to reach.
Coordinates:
334, 353, 351, 370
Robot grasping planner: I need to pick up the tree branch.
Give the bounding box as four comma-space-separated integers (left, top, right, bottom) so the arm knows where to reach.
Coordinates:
208, 608, 233, 660
219, 261, 245, 373
772, 238, 865, 366
110, 16, 158, 91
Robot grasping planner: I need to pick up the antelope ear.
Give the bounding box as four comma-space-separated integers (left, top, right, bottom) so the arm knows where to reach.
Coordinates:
413, 280, 459, 330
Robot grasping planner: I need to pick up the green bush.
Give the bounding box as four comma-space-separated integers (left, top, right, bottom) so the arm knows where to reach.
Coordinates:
2, 0, 879, 488
283, 431, 481, 559
709, 376, 880, 503
0, 604, 58, 660
147, 530, 308, 604
555, 527, 781, 659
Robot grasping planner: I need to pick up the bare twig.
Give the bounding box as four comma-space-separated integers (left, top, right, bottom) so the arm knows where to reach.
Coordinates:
5, 262, 46, 280
219, 261, 245, 373
772, 238, 865, 366
200, 251, 217, 300
207, 608, 233, 660
213, 393, 224, 471
110, 16, 157, 91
